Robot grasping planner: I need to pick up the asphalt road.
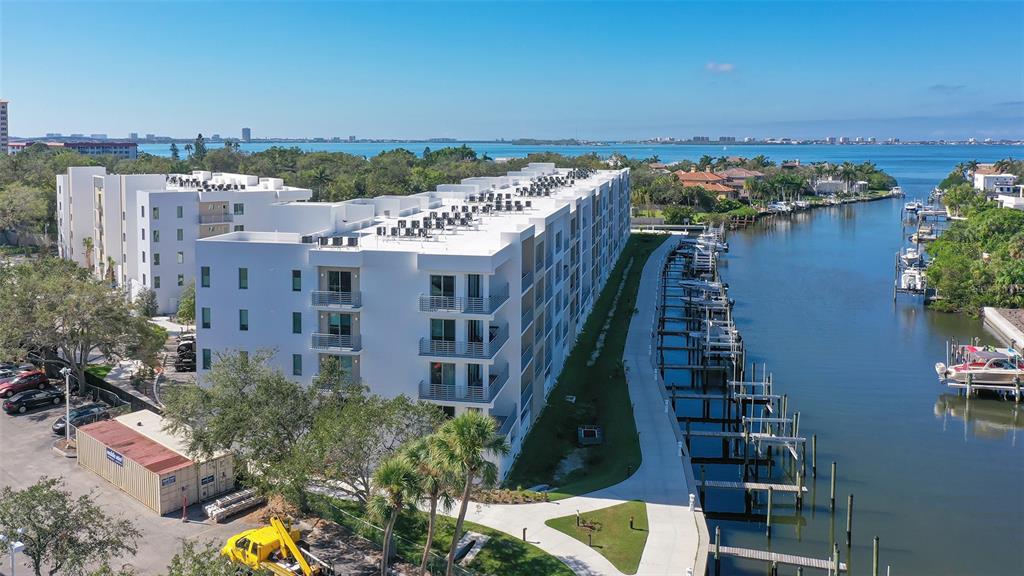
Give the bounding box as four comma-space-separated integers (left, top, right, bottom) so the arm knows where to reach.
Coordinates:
0, 396, 256, 575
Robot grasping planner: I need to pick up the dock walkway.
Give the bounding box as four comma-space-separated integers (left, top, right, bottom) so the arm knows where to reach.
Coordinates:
715, 546, 848, 572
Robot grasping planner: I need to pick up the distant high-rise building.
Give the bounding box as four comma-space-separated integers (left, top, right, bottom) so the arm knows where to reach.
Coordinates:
826, 136, 837, 144
868, 137, 876, 144
145, 133, 156, 140
242, 127, 251, 142
90, 133, 108, 139
743, 137, 756, 143
718, 136, 736, 143
46, 133, 62, 138
212, 133, 221, 140
129, 132, 139, 141
348, 135, 356, 142
692, 136, 710, 142
839, 136, 850, 144
0, 100, 8, 155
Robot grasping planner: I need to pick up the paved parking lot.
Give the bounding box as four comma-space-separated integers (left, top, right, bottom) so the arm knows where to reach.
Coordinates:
0, 397, 256, 575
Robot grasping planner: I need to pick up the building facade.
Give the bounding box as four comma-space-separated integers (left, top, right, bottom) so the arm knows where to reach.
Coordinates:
56, 168, 311, 313
973, 173, 1017, 193
0, 100, 8, 155
193, 163, 631, 475
10, 140, 138, 158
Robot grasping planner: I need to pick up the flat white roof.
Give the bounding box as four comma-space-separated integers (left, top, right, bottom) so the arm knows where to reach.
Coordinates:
115, 409, 228, 460
205, 165, 623, 256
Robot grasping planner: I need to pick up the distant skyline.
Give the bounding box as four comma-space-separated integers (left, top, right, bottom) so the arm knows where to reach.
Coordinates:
2, 1, 1022, 140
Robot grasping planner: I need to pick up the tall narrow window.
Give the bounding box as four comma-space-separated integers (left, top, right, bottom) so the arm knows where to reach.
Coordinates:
153, 253, 160, 266
176, 252, 184, 264
467, 274, 481, 298
292, 312, 302, 334
292, 354, 302, 376
141, 228, 146, 240
176, 205, 183, 219
200, 266, 210, 287
238, 268, 248, 289
152, 207, 160, 220
176, 228, 183, 241
292, 270, 302, 291
152, 230, 160, 243
177, 274, 184, 286
239, 309, 249, 331
430, 275, 454, 297
153, 276, 161, 289
430, 319, 455, 341
328, 270, 351, 292
233, 203, 244, 215
201, 307, 211, 329
141, 205, 145, 218
202, 349, 211, 370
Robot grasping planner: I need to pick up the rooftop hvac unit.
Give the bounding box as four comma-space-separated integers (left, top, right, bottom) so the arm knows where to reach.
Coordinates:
301, 235, 314, 243
318, 237, 329, 246
331, 237, 343, 246
347, 237, 358, 247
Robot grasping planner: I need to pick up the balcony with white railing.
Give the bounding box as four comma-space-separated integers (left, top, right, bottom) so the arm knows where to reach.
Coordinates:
312, 290, 362, 309
520, 345, 534, 372
311, 333, 361, 353
418, 363, 509, 404
198, 212, 233, 224
521, 306, 534, 333
418, 283, 509, 315
521, 271, 534, 292
418, 325, 508, 359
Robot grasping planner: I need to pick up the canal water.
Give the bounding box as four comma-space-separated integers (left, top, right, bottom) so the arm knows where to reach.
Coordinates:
697, 198, 1024, 575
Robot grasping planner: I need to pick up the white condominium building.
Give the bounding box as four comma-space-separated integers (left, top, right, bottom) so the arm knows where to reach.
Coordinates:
194, 163, 631, 474
55, 168, 311, 313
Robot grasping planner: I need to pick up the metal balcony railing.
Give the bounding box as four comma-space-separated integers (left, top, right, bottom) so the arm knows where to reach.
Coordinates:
418, 363, 509, 403
418, 283, 509, 314
311, 333, 361, 352
198, 212, 233, 224
312, 291, 362, 308
418, 325, 508, 359
521, 346, 534, 371
521, 271, 534, 291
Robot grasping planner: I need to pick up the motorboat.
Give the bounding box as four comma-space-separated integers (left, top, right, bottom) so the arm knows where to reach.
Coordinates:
793, 200, 811, 210
901, 246, 923, 266
904, 201, 923, 212
891, 186, 904, 197
910, 224, 937, 243
900, 267, 926, 291
768, 202, 793, 213
935, 346, 1024, 385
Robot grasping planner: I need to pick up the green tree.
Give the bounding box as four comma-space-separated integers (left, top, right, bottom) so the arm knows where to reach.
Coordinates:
170, 143, 180, 161
0, 478, 140, 576
177, 280, 195, 324
162, 350, 320, 510
193, 134, 208, 161
307, 386, 444, 504
164, 540, 243, 576
0, 183, 48, 237
662, 205, 694, 225
368, 455, 420, 576
184, 143, 194, 159
310, 166, 334, 202
403, 436, 458, 575
0, 259, 163, 394
135, 287, 159, 317
434, 412, 510, 576
82, 236, 95, 270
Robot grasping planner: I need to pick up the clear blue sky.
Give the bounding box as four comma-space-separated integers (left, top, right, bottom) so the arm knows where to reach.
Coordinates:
2, 1, 1022, 140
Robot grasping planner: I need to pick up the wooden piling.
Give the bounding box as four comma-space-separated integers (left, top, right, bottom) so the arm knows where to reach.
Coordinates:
833, 542, 841, 575
846, 494, 854, 548
714, 525, 721, 576
812, 434, 817, 477
700, 465, 706, 504
830, 461, 837, 512
873, 536, 879, 576
766, 486, 773, 539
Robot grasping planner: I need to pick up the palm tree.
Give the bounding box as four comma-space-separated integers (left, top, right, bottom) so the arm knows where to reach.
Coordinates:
105, 256, 117, 286
310, 166, 334, 202
435, 412, 510, 576
838, 162, 858, 193
184, 143, 194, 159
698, 155, 713, 171
82, 237, 94, 271
368, 455, 420, 576
966, 159, 980, 176
404, 437, 458, 575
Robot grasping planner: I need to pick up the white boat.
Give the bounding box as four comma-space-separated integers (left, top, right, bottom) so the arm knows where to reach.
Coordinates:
891, 186, 904, 197
900, 267, 926, 291
935, 346, 1024, 385
793, 200, 811, 209
901, 247, 923, 266
904, 201, 922, 212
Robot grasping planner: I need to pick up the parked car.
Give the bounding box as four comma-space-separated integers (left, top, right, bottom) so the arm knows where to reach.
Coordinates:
3, 388, 65, 414
0, 370, 49, 398
52, 403, 110, 436
0, 362, 34, 372
177, 341, 195, 355
174, 357, 196, 372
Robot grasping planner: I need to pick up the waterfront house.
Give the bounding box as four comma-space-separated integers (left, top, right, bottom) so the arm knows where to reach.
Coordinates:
718, 167, 764, 198
673, 168, 736, 199
996, 184, 1024, 211
973, 172, 1018, 194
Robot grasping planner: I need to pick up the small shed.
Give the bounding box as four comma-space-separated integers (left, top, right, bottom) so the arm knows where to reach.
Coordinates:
76, 410, 233, 515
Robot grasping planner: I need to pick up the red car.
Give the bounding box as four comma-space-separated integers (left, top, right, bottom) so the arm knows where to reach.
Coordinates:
0, 370, 50, 398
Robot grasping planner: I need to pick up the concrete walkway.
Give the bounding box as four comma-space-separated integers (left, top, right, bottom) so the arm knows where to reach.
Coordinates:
440, 236, 706, 575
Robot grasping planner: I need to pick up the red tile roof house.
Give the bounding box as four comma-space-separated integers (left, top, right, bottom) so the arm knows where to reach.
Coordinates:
718, 167, 765, 198
673, 168, 738, 199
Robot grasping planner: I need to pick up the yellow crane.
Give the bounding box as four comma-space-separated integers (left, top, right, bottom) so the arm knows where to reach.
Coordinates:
221, 516, 329, 575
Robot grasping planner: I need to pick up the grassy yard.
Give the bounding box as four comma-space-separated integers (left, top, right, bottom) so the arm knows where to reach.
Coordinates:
85, 364, 113, 379
503, 234, 667, 498
546, 500, 649, 574
314, 496, 574, 576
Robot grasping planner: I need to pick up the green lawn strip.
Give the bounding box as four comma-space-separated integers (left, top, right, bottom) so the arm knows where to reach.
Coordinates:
545, 500, 649, 575
313, 496, 574, 576
504, 234, 667, 497
85, 364, 113, 379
